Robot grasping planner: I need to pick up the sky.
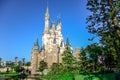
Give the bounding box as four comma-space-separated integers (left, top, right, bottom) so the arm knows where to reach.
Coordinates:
0, 0, 95, 62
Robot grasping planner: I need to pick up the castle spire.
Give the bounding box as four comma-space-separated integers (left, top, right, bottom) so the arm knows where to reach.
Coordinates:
44, 6, 50, 33
34, 38, 39, 46
45, 6, 49, 18
57, 19, 62, 31
33, 38, 39, 50
52, 22, 56, 30
66, 37, 70, 46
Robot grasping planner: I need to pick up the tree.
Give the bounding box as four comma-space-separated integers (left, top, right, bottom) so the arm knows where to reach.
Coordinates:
86, 0, 120, 62
103, 46, 117, 69
18, 61, 23, 67
78, 48, 89, 73
85, 43, 103, 72
50, 63, 63, 74
25, 62, 31, 70
62, 45, 75, 72
11, 65, 24, 73
80, 43, 117, 72
25, 62, 31, 67
39, 60, 47, 75
11, 65, 19, 72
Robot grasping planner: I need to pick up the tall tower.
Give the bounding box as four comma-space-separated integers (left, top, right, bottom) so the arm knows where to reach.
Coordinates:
56, 20, 62, 46
42, 6, 51, 51
31, 39, 39, 74
44, 6, 50, 33
15, 57, 18, 65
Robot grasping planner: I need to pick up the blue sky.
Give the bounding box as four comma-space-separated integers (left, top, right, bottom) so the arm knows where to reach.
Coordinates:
0, 0, 95, 62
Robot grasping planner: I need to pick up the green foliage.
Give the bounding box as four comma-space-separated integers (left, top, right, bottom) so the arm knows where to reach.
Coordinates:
11, 65, 20, 72
0, 72, 18, 76
25, 62, 31, 66
75, 73, 116, 80
86, 43, 103, 72
112, 62, 120, 68
18, 61, 23, 67
78, 44, 115, 73
43, 72, 74, 80
43, 72, 119, 80
39, 60, 47, 73
50, 63, 59, 74
62, 46, 75, 72
50, 63, 63, 74
78, 48, 89, 72
11, 65, 25, 73
86, 0, 120, 62
0, 72, 27, 79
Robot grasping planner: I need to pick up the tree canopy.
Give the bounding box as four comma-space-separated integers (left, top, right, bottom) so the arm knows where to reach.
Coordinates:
62, 45, 75, 72
39, 60, 47, 74
86, 0, 120, 62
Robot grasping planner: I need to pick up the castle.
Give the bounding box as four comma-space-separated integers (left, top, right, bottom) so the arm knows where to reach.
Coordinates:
31, 6, 80, 74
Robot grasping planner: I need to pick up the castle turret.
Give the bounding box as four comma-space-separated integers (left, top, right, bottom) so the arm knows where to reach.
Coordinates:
57, 20, 62, 31
15, 57, 18, 65
65, 37, 73, 52
52, 22, 56, 31
31, 39, 40, 74
74, 48, 80, 60
66, 37, 70, 46
33, 38, 39, 50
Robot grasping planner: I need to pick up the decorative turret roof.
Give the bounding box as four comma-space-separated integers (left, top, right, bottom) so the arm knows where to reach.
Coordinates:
58, 19, 61, 25
57, 20, 62, 31
32, 38, 40, 50
65, 37, 73, 52
34, 38, 39, 46
52, 22, 56, 30
66, 37, 70, 46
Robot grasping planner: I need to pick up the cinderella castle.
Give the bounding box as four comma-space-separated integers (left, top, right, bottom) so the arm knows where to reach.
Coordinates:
31, 6, 80, 74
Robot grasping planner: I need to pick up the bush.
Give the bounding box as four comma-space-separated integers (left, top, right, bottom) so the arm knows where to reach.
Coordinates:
112, 63, 120, 68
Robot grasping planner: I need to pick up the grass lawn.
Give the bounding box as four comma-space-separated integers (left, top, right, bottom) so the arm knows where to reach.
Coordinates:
43, 72, 74, 80
75, 73, 116, 80
44, 72, 120, 80
0, 72, 19, 77
0, 72, 28, 80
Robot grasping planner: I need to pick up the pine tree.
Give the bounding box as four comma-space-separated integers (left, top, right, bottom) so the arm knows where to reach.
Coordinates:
78, 48, 88, 73
62, 45, 75, 72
